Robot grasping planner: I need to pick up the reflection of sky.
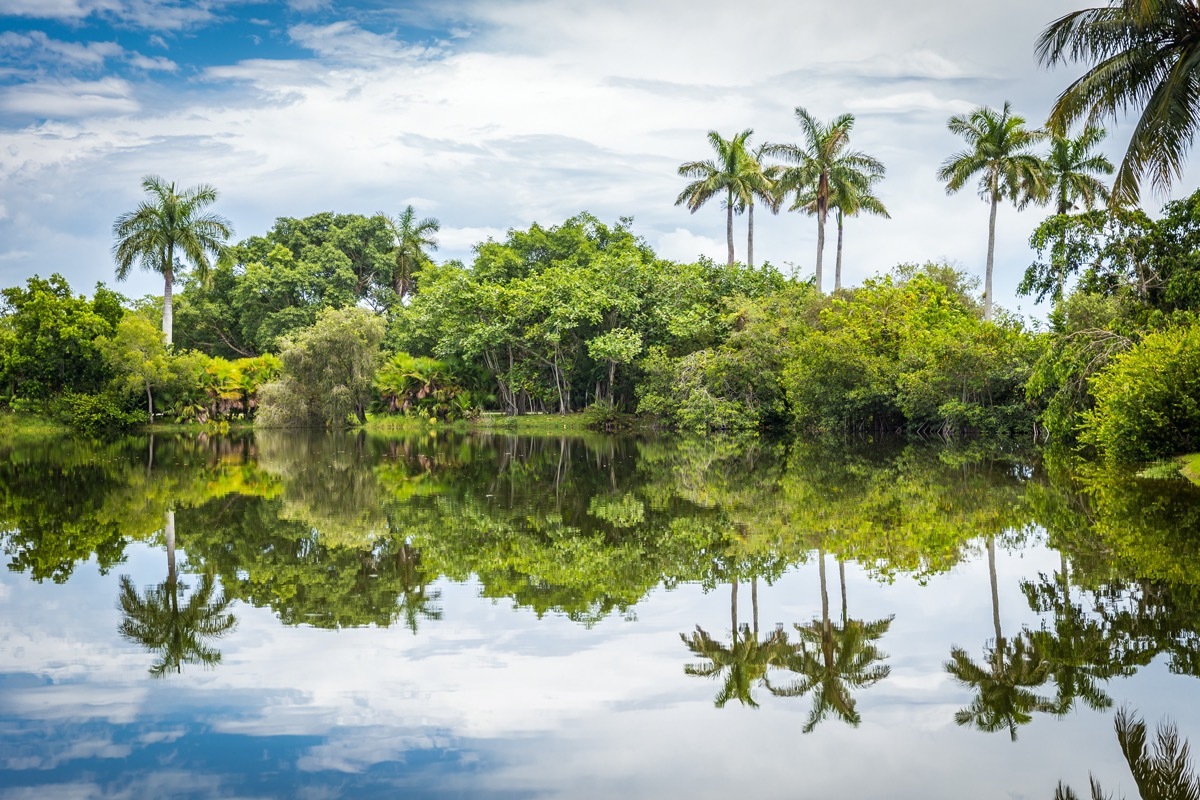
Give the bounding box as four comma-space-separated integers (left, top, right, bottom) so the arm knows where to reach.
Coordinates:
1, 539, 1198, 799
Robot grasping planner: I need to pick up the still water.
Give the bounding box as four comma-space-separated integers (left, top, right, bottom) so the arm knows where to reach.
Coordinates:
2, 431, 1200, 799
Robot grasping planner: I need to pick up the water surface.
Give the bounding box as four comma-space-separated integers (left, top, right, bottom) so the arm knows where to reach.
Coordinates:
2, 432, 1200, 798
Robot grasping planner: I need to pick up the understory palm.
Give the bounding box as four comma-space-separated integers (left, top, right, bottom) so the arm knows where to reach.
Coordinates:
112, 175, 232, 346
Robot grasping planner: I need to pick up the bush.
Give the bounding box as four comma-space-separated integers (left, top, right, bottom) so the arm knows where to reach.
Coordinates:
1082, 322, 1200, 462
42, 391, 144, 436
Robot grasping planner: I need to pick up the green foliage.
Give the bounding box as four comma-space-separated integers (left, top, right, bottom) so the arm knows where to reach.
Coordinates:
1082, 322, 1200, 463
97, 313, 173, 422
0, 274, 121, 402
258, 306, 385, 428
374, 351, 470, 420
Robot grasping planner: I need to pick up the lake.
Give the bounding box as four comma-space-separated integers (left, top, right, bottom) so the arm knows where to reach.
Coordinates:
2, 431, 1199, 799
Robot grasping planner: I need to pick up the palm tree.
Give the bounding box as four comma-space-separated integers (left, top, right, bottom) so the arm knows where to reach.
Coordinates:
1045, 126, 1115, 215
384, 205, 439, 301
112, 175, 232, 347
675, 129, 758, 266
1054, 707, 1200, 800
938, 102, 1047, 320
736, 143, 782, 269
793, 167, 890, 291
769, 108, 886, 293
1038, 0, 1200, 206
769, 549, 892, 731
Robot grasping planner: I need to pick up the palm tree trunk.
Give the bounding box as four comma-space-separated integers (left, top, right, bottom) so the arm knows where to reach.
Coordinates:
751, 576, 759, 638
165, 508, 176, 588
748, 199, 755, 268
985, 191, 998, 321
162, 265, 174, 347
815, 207, 826, 293
988, 536, 1002, 646
839, 558, 847, 626
819, 547, 830, 636
731, 578, 739, 639
726, 189, 735, 266
835, 209, 845, 291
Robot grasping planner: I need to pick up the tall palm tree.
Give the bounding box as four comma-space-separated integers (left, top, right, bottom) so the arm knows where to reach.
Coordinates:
1045, 126, 1115, 215
384, 205, 439, 301
112, 175, 232, 347
737, 143, 782, 269
1038, 0, 1200, 206
793, 168, 890, 291
769, 108, 886, 293
938, 102, 1047, 320
676, 129, 757, 266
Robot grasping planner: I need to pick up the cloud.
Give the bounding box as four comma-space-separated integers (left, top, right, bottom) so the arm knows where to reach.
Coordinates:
0, 77, 139, 117
0, 0, 218, 30
655, 228, 723, 263
126, 53, 178, 72
288, 21, 442, 65
0, 30, 125, 70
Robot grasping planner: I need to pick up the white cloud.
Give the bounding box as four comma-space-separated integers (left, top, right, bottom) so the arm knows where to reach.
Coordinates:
126, 53, 177, 71
655, 228, 723, 263
0, 76, 139, 117
0, 30, 124, 69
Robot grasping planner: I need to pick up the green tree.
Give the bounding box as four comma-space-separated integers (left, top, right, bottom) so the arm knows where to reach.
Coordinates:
793, 163, 890, 291
676, 129, 758, 266
1046, 126, 1114, 215
769, 107, 886, 293
97, 314, 173, 423
258, 307, 385, 427
112, 175, 232, 347
938, 102, 1048, 320
1038, 0, 1200, 205
384, 205, 440, 301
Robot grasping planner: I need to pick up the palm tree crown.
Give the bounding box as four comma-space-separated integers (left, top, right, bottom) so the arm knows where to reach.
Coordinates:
793, 163, 889, 291
385, 205, 440, 301
1038, 0, 1200, 205
938, 102, 1047, 320
769, 107, 886, 293
1046, 126, 1115, 214
676, 129, 761, 266
112, 175, 232, 347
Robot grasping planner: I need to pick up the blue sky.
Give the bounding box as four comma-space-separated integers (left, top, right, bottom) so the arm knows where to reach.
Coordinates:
0, 0, 1193, 316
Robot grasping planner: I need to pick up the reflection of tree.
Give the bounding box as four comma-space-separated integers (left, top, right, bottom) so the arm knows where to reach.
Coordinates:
946, 536, 1055, 740
393, 540, 442, 635
1054, 708, 1200, 800
117, 509, 236, 677
770, 549, 892, 731
1022, 562, 1115, 715
681, 579, 790, 708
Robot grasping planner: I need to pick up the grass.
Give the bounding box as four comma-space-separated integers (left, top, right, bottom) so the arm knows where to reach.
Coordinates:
0, 410, 70, 443
469, 411, 599, 435
1180, 453, 1200, 485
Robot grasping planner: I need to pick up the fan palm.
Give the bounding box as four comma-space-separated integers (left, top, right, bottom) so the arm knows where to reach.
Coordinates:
384, 205, 439, 301
938, 102, 1047, 320
769, 108, 886, 293
1046, 126, 1115, 214
112, 175, 232, 347
676, 129, 758, 266
1038, 0, 1200, 206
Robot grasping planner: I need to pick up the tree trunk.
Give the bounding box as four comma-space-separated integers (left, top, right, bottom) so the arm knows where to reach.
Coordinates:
146, 383, 154, 424
730, 578, 739, 640
985, 188, 998, 321
988, 536, 1002, 646
747, 198, 754, 269
165, 508, 177, 588
815, 205, 826, 294
835, 209, 845, 291
726, 189, 735, 266
162, 264, 174, 347
818, 546, 830, 637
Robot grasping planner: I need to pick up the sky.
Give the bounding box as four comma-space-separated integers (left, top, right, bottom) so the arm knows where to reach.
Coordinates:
0, 0, 1194, 318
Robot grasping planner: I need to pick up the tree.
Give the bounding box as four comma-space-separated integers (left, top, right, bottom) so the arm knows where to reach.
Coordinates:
939, 102, 1047, 320
793, 164, 889, 291
1038, 0, 1200, 205
737, 142, 781, 269
97, 314, 172, 423
257, 307, 385, 427
770, 107, 886, 293
384, 205, 440, 301
1046, 126, 1115, 215
676, 129, 758, 266
112, 175, 232, 347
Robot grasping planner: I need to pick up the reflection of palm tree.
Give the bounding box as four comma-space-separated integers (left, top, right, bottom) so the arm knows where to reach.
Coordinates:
394, 541, 442, 635
681, 622, 790, 708
1054, 707, 1200, 800
946, 536, 1055, 740
770, 549, 892, 731
1022, 562, 1114, 715
117, 509, 236, 677
681, 578, 790, 708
